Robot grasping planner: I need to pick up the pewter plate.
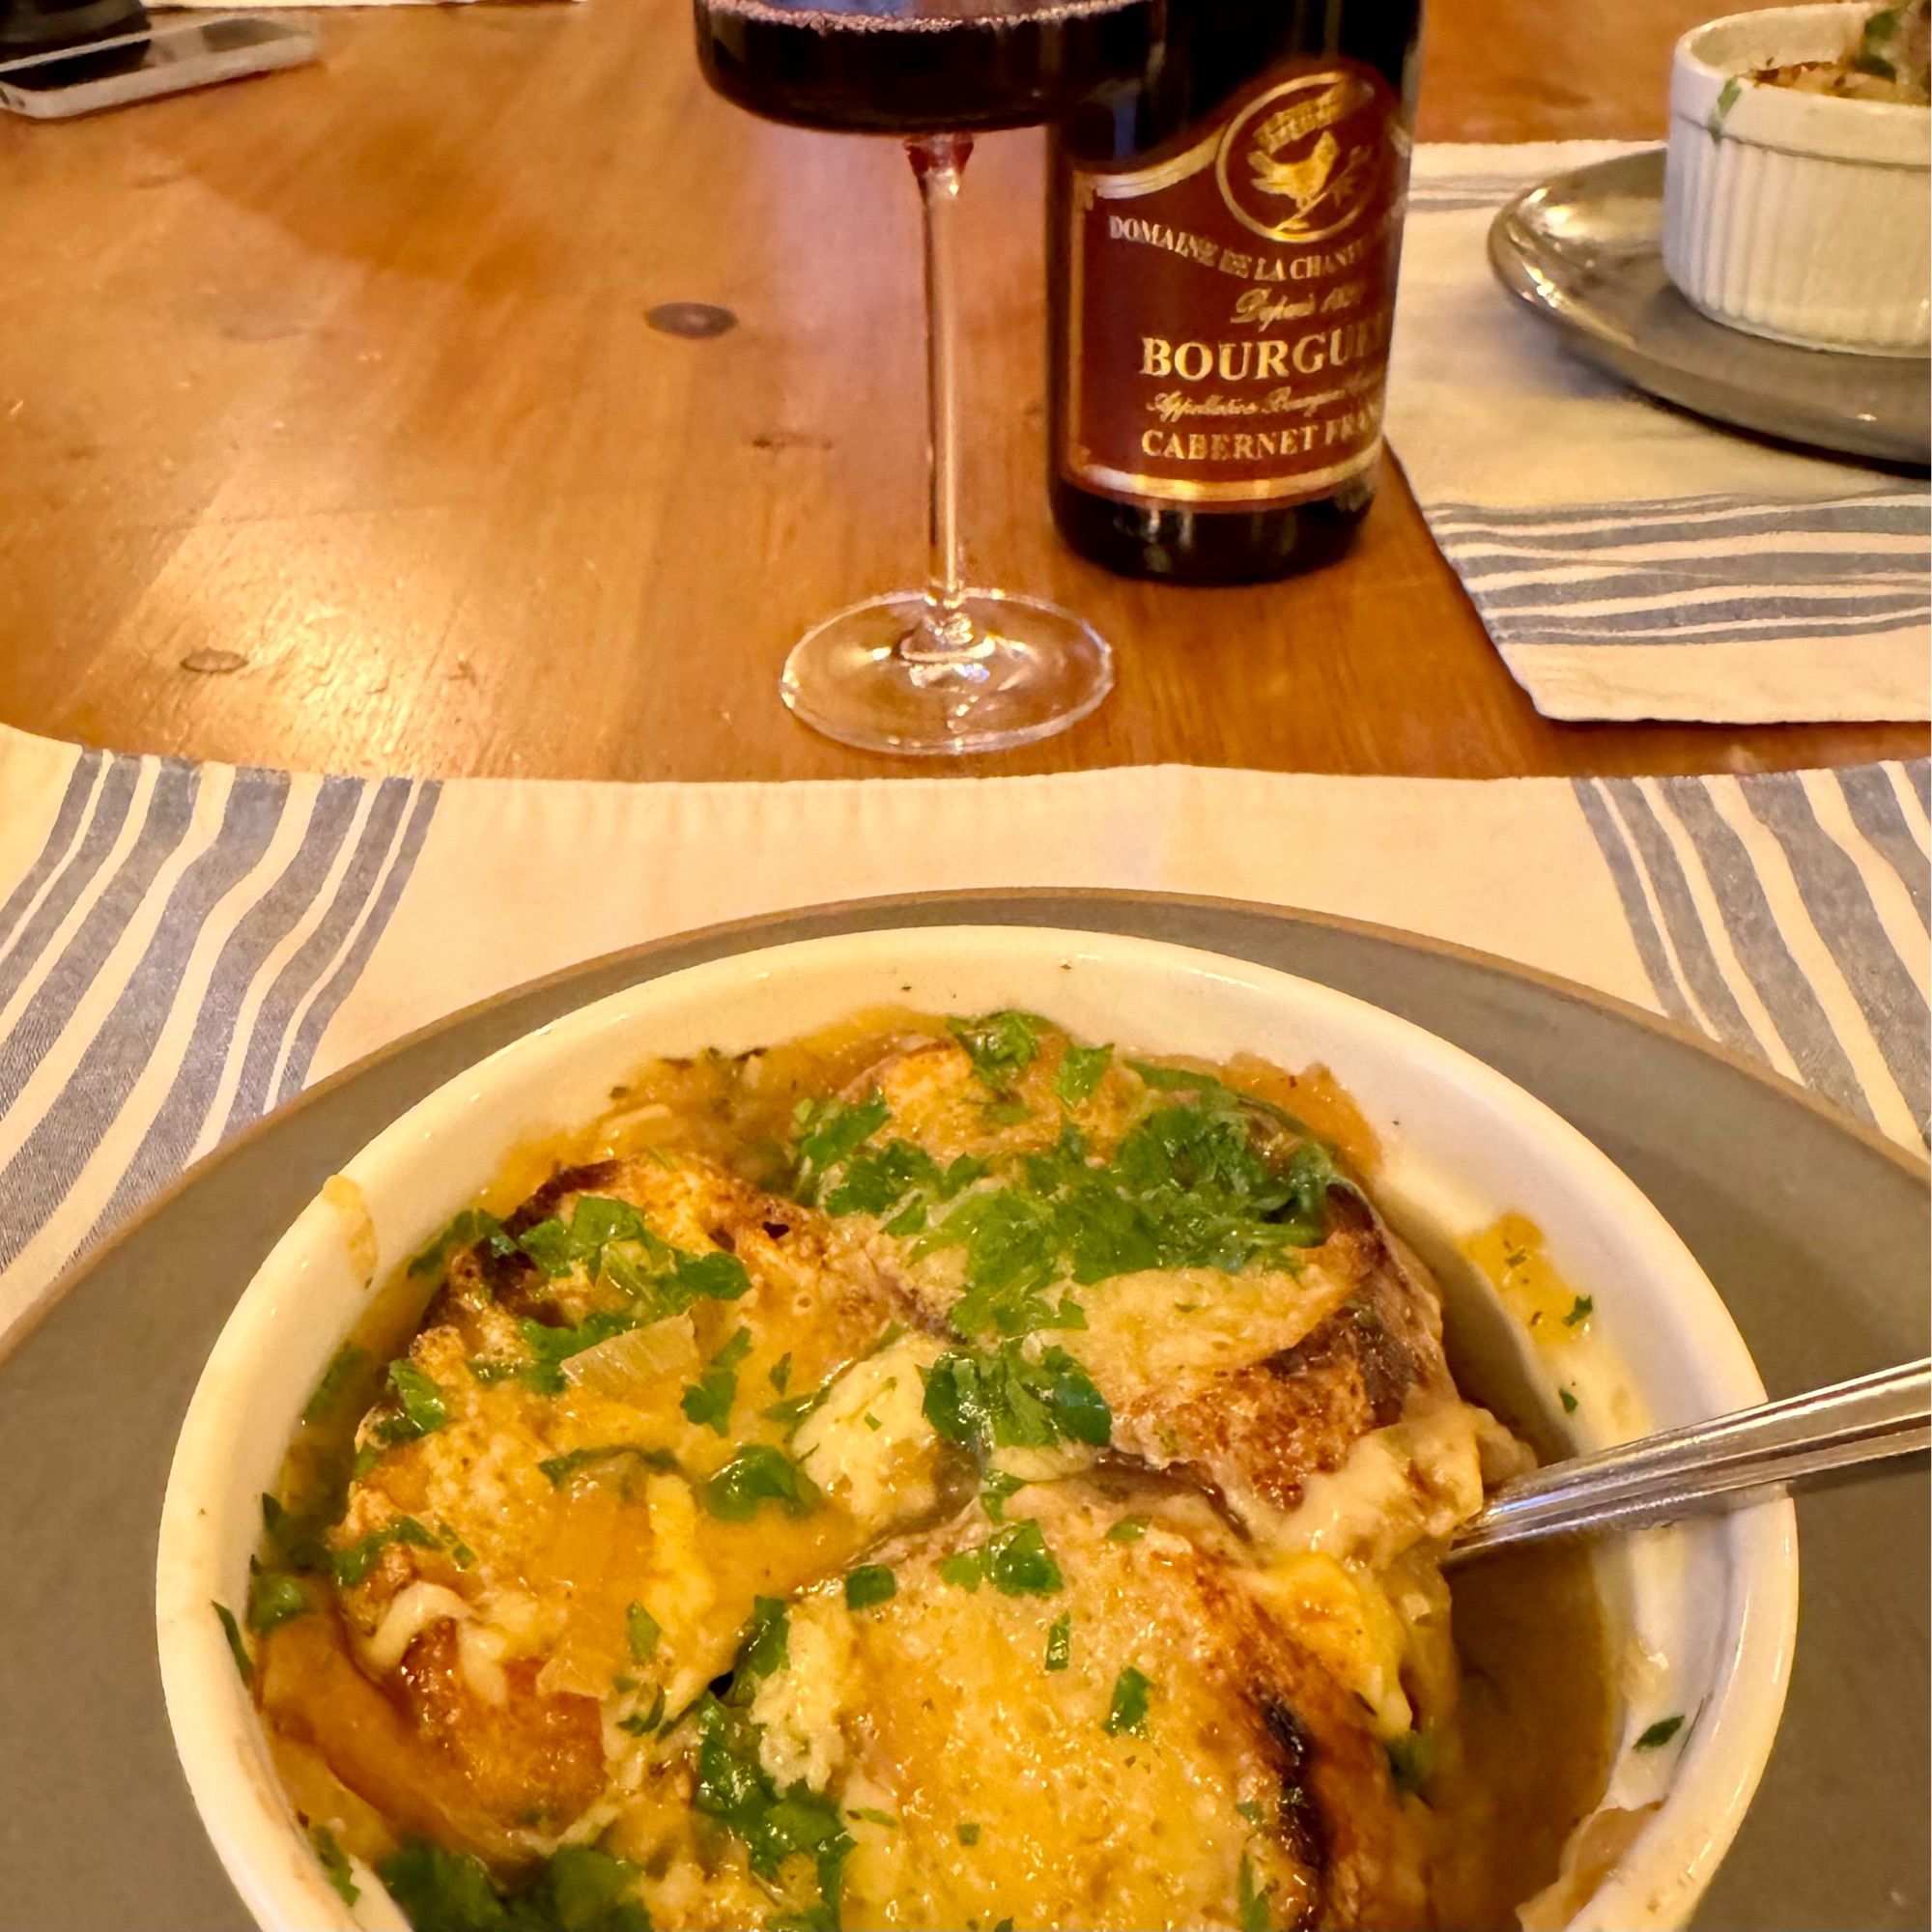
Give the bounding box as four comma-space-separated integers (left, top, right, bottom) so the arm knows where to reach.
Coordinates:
1490, 149, 1931, 469
0, 893, 1924, 1931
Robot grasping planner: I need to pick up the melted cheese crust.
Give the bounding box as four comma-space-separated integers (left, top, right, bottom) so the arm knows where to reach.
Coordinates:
255, 1015, 1553, 1931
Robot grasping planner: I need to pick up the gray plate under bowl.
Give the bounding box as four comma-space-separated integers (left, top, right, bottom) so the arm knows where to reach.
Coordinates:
0, 893, 1924, 1931
1490, 149, 1931, 468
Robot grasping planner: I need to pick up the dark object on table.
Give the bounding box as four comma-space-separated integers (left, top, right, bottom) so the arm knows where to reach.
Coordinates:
0, 8, 317, 118
0, 0, 149, 82
0, 892, 1923, 1932
1490, 148, 1930, 469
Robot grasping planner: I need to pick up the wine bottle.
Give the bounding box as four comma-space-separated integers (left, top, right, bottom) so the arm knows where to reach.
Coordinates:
1046, 0, 1422, 584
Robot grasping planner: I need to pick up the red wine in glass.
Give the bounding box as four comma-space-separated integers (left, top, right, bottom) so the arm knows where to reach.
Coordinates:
697, 0, 1153, 133
693, 0, 1157, 754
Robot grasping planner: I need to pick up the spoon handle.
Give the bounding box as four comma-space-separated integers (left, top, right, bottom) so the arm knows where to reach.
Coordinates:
1447, 1357, 1932, 1565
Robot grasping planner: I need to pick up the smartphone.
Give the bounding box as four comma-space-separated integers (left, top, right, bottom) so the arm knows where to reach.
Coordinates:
0, 14, 318, 117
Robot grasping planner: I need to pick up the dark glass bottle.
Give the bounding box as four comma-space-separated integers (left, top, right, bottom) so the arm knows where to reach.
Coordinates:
1047, 0, 1422, 584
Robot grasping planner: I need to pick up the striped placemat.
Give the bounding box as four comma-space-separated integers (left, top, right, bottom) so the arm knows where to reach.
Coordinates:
1388, 143, 1930, 724
0, 724, 1922, 1349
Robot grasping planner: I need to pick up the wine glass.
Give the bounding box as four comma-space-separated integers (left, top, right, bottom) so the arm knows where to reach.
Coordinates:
694, 0, 1150, 755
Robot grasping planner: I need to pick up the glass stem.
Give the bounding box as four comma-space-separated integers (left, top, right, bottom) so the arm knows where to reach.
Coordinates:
905, 133, 977, 659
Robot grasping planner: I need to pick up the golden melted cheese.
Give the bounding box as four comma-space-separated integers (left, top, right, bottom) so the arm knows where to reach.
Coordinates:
752, 1486, 1385, 1932
253, 1012, 1612, 1932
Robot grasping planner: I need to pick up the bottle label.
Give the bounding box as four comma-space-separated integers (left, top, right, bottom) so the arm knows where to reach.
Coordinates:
1060, 59, 1410, 510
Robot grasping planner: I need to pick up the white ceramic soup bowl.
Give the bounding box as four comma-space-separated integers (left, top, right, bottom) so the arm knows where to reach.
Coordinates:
157, 924, 1796, 1932
1664, 3, 1931, 354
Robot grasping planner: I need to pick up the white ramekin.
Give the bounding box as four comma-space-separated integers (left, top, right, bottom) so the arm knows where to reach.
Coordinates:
1664, 3, 1931, 355
156, 925, 1798, 1932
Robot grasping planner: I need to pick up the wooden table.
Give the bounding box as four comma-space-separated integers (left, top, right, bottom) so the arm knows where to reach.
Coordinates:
0, 0, 1922, 781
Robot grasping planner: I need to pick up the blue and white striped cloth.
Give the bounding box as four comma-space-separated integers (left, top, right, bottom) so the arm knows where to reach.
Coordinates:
0, 723, 1922, 1349
1388, 143, 1930, 724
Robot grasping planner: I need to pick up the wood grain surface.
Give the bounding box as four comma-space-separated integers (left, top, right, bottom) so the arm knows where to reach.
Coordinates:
0, 0, 1922, 781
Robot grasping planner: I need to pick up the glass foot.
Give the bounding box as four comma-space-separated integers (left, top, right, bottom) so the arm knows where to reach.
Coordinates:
780, 588, 1114, 756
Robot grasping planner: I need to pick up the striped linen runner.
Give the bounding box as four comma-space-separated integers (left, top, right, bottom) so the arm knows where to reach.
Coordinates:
1386, 143, 1930, 724
0, 726, 1922, 1349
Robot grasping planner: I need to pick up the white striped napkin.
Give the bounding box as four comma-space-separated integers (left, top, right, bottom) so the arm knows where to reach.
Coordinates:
0, 723, 1922, 1349
1388, 142, 1931, 724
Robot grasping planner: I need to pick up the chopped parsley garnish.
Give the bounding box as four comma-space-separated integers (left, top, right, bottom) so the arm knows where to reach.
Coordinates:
989, 1520, 1065, 1596
618, 1685, 668, 1736
921, 1189, 1090, 1337
1126, 1058, 1220, 1092
702, 1444, 823, 1521
734, 1596, 790, 1685
516, 1194, 642, 1279
939, 1520, 1065, 1599
1236, 1800, 1266, 1829
1237, 1851, 1271, 1932
957, 1822, 982, 1846
536, 1847, 654, 1929
691, 1696, 852, 1923
260, 1491, 329, 1574
825, 1140, 988, 1224
949, 1009, 1044, 1096
1708, 72, 1743, 134
513, 1194, 750, 1323
1559, 1386, 1579, 1414
922, 1341, 1111, 1457
770, 1353, 792, 1395
1385, 1729, 1436, 1797
848, 1807, 897, 1829
791, 1092, 891, 1203
626, 1602, 663, 1662
681, 1327, 753, 1435
378, 1842, 505, 1932
245, 1565, 312, 1634
1054, 1041, 1113, 1107
379, 1841, 651, 1932
1562, 1294, 1595, 1328
883, 1199, 927, 1236
825, 1138, 939, 1217
938, 1550, 985, 1592
764, 1378, 835, 1432
664, 1249, 752, 1304
1104, 1665, 1152, 1736
980, 1470, 1026, 1522
518, 1313, 642, 1396
905, 1096, 1338, 1337
1635, 1715, 1685, 1750
406, 1207, 516, 1280
331, 1515, 438, 1588
378, 1359, 450, 1442
311, 1826, 358, 1906
1044, 1611, 1072, 1672
1104, 1516, 1148, 1544
213, 1601, 250, 1685
301, 1342, 373, 1425
844, 1564, 897, 1610
1112, 1103, 1334, 1256
538, 1443, 679, 1490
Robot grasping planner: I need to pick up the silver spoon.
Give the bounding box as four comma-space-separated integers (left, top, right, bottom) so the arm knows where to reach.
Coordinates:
1447, 1357, 1931, 1565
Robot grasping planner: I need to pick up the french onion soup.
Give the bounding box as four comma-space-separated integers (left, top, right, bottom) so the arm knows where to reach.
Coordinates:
229, 1009, 1613, 1930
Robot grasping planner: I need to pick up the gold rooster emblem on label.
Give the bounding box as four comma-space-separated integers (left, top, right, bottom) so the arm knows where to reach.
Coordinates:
1249, 125, 1339, 213
1218, 72, 1382, 244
